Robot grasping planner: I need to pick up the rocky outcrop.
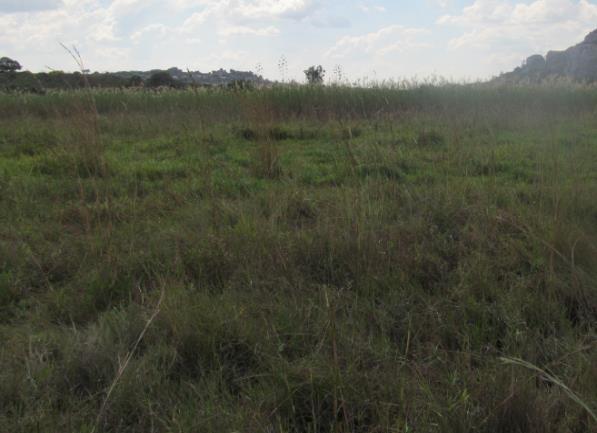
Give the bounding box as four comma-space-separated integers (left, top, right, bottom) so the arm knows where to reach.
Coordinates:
584, 29, 597, 44
498, 29, 597, 83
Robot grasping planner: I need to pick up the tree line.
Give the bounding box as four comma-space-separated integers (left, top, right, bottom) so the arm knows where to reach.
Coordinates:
0, 56, 327, 92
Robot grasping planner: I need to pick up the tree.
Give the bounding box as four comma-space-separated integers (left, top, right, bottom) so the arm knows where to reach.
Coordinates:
147, 71, 175, 88
304, 65, 325, 85
227, 79, 254, 91
128, 75, 144, 88
0, 57, 22, 73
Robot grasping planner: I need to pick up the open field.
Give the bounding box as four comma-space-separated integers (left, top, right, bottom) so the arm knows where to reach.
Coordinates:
0, 84, 596, 432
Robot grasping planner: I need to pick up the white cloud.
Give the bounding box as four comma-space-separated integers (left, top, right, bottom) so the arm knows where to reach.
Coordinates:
181, 10, 214, 31
180, 0, 321, 26
0, 0, 62, 13
0, 1, 141, 70
107, 0, 155, 15
326, 25, 430, 59
6, 0, 593, 80
358, 2, 386, 13
234, 0, 320, 20
0, 0, 317, 73
438, 0, 597, 73
438, 0, 512, 25
440, 0, 597, 49
181, 0, 323, 37
131, 23, 170, 44
309, 13, 350, 28
218, 25, 280, 37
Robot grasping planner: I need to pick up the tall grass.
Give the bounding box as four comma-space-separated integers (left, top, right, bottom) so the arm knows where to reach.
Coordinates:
0, 83, 595, 432
1, 81, 597, 121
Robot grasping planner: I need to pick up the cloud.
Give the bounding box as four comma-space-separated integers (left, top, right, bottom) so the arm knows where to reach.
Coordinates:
0, 0, 62, 13
435, 0, 450, 7
437, 0, 597, 73
0, 0, 141, 70
181, 0, 323, 38
180, 0, 321, 25
234, 0, 321, 20
11, 0, 582, 80
218, 25, 280, 37
0, 0, 310, 73
107, 0, 155, 15
358, 3, 386, 13
131, 23, 171, 44
326, 25, 430, 59
439, 0, 597, 50
309, 14, 350, 28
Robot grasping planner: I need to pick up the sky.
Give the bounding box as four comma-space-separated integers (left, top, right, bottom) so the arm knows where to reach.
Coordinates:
1, 0, 597, 82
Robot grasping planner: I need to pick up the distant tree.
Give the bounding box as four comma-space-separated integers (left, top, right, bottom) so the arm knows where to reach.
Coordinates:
128, 75, 144, 87
227, 79, 254, 91
6, 71, 44, 94
304, 65, 325, 85
0, 57, 22, 73
147, 71, 175, 88
35, 70, 65, 88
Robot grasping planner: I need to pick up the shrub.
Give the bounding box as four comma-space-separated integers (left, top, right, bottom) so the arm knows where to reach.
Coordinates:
128, 75, 144, 88
304, 65, 325, 85
147, 71, 176, 88
0, 57, 21, 73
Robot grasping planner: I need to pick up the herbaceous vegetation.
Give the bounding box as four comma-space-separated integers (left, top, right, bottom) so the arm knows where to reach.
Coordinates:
0, 82, 596, 432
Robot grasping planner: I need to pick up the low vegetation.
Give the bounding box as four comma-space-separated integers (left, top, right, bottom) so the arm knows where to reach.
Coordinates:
0, 83, 596, 432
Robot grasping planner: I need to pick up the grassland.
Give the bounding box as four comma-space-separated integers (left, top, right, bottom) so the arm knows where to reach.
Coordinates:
0, 84, 596, 432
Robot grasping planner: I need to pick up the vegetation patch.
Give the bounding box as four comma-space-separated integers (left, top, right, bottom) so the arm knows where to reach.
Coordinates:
0, 85, 595, 432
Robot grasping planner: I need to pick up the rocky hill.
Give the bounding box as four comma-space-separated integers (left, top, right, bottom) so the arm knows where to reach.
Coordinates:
497, 29, 597, 83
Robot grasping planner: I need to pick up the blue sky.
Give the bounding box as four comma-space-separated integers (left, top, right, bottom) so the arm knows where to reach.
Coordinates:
1, 0, 596, 81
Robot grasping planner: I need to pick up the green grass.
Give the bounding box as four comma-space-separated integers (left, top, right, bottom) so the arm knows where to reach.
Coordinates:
0, 84, 596, 433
